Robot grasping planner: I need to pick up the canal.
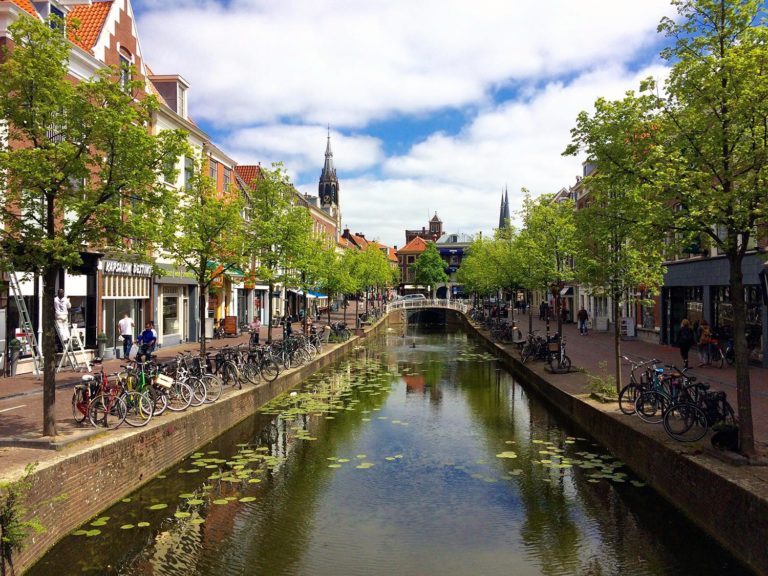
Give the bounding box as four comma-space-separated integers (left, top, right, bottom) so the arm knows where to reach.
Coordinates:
28, 326, 749, 575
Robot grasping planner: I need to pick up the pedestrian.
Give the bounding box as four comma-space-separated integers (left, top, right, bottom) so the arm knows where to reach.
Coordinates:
698, 319, 712, 366
539, 301, 546, 320
678, 318, 695, 369
285, 319, 293, 339
249, 316, 261, 347
136, 321, 156, 362
117, 312, 134, 359
54, 288, 71, 343
577, 306, 589, 335
561, 306, 568, 324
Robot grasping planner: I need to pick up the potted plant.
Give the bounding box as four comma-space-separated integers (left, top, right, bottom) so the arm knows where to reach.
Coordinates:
96, 332, 108, 359
8, 338, 21, 376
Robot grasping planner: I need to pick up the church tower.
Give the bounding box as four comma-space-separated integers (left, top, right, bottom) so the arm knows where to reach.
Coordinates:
318, 128, 341, 232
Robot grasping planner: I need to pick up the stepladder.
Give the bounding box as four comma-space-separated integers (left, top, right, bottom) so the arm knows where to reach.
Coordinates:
56, 321, 91, 373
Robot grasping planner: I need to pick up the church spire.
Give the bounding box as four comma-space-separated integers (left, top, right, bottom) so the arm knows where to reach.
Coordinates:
322, 125, 336, 179
498, 186, 511, 229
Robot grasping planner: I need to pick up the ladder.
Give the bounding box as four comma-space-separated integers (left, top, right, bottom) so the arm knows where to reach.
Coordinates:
7, 272, 43, 377
56, 322, 90, 373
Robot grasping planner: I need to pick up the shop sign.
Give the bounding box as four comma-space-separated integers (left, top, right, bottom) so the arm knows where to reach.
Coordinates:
103, 260, 153, 277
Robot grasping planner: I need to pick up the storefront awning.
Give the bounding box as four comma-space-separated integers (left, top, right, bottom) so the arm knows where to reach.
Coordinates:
560, 286, 574, 297
308, 291, 327, 299
206, 261, 245, 278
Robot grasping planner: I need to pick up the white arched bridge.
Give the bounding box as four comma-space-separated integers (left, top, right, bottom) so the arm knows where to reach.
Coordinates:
386, 298, 470, 315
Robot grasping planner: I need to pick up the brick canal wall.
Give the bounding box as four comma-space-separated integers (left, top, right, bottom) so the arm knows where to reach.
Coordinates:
459, 313, 768, 576
16, 322, 387, 573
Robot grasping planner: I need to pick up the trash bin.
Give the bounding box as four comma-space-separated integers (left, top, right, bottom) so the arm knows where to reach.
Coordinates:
205, 318, 214, 340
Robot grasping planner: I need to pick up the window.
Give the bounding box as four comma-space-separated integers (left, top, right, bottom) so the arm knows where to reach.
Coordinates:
50, 6, 65, 33
177, 86, 187, 118
223, 167, 231, 190
119, 55, 132, 92
184, 157, 194, 190
209, 159, 218, 183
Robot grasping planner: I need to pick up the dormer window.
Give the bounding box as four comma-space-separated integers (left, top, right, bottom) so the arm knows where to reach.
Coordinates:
177, 85, 187, 118
50, 6, 65, 34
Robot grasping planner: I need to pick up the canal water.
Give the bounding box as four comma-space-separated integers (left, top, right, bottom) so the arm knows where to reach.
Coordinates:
29, 327, 749, 575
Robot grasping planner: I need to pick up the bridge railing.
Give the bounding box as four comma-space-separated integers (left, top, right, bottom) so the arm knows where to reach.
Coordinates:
386, 299, 469, 315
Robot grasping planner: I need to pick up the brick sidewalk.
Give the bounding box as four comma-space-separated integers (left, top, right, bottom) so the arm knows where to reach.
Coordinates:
507, 311, 768, 444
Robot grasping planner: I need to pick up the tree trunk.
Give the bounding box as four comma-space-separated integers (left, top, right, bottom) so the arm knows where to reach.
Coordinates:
729, 253, 754, 456
527, 289, 533, 335
42, 266, 58, 437
613, 293, 622, 394
267, 282, 275, 343
198, 281, 207, 358
303, 292, 308, 333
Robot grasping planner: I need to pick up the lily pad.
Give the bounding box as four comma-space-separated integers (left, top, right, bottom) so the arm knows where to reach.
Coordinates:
191, 518, 205, 525
148, 504, 168, 511
496, 451, 518, 459
85, 529, 101, 537
248, 478, 262, 484
179, 493, 196, 499
239, 496, 257, 503
328, 464, 342, 469
174, 512, 191, 519
120, 524, 134, 530
137, 522, 150, 527
188, 499, 205, 505
72, 530, 88, 536
121, 498, 132, 503
212, 499, 229, 505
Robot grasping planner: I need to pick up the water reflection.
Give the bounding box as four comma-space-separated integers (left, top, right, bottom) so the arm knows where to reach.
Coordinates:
28, 328, 750, 575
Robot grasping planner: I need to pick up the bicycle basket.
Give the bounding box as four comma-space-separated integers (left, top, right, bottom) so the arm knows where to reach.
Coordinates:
154, 373, 174, 389
547, 342, 560, 353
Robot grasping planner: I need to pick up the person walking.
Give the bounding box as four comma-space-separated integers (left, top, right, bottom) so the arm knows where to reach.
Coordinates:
539, 301, 546, 320
698, 319, 712, 366
577, 307, 589, 335
117, 312, 134, 359
678, 318, 695, 369
249, 316, 261, 347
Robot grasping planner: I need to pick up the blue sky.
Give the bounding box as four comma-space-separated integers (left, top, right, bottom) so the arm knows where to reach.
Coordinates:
133, 0, 675, 248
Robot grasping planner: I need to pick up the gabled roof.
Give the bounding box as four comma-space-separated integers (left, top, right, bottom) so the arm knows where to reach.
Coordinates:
8, 0, 38, 18
235, 165, 262, 188
67, 1, 113, 53
430, 212, 442, 223
436, 232, 473, 245
397, 236, 429, 255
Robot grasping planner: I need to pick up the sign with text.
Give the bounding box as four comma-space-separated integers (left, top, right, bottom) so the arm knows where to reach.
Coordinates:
103, 260, 153, 277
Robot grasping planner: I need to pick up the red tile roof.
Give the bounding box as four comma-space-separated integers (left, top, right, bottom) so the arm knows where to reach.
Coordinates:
397, 236, 429, 255
8, 0, 38, 17
235, 165, 261, 188
67, 1, 112, 52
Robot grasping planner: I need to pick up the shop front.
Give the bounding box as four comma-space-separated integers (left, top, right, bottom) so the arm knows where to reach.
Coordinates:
154, 264, 198, 347
100, 258, 152, 356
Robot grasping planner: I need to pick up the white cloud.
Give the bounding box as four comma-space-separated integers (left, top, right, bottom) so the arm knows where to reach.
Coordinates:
224, 125, 383, 175
335, 64, 670, 248
138, 0, 674, 128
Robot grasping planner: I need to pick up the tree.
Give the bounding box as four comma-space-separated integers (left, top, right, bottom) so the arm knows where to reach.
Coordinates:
648, 0, 768, 455
565, 93, 668, 392
411, 242, 449, 297
162, 162, 245, 357
244, 164, 314, 343
519, 193, 578, 336
314, 245, 355, 325
0, 17, 185, 436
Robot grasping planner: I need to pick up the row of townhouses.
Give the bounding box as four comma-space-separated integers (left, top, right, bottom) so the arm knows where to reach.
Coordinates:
0, 0, 382, 368
537, 163, 768, 367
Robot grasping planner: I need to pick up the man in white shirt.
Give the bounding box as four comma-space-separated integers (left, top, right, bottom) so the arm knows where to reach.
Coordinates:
117, 312, 134, 359
54, 288, 71, 343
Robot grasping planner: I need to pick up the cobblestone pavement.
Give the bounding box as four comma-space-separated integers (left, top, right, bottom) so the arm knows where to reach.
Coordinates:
1, 305, 766, 477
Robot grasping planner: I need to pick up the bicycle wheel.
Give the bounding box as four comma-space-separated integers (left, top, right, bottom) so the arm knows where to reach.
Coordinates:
618, 383, 642, 415
72, 387, 88, 424
663, 402, 708, 442
201, 375, 221, 403
712, 348, 724, 369
149, 387, 168, 417
222, 361, 241, 390
635, 390, 668, 424
88, 394, 126, 429
241, 363, 260, 385
123, 391, 154, 427
521, 343, 531, 364
188, 377, 208, 406
559, 355, 571, 371
260, 358, 280, 382
166, 382, 193, 412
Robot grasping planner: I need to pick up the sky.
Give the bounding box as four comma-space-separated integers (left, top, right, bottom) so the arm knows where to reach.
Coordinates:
133, 0, 676, 248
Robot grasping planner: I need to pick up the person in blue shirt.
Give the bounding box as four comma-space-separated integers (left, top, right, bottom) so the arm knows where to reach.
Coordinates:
136, 321, 157, 362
